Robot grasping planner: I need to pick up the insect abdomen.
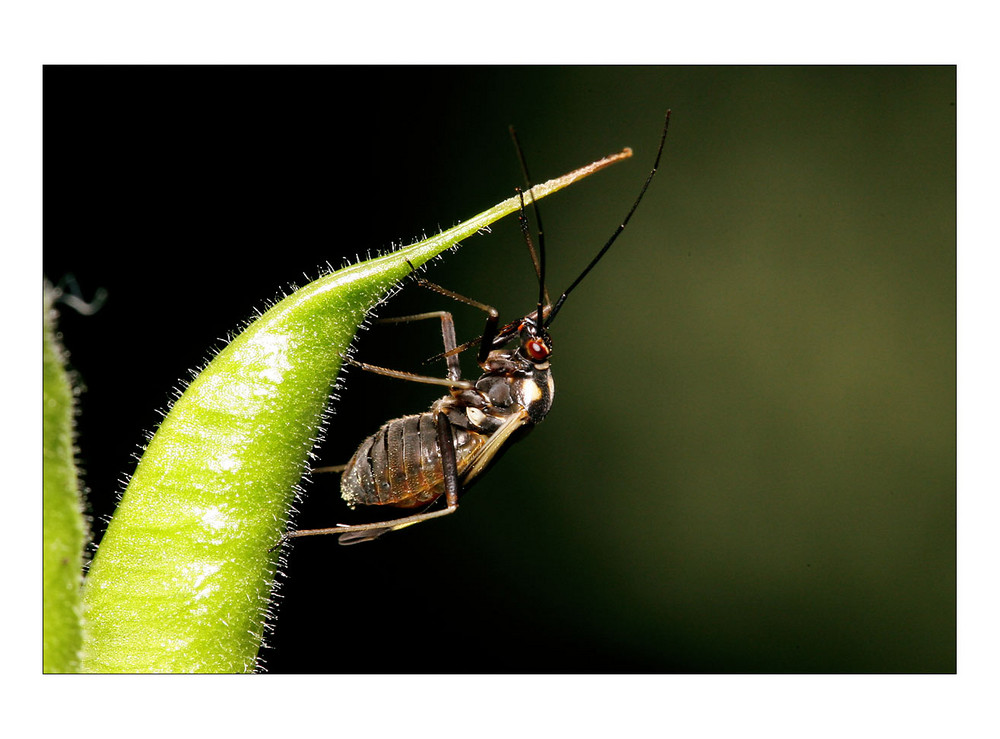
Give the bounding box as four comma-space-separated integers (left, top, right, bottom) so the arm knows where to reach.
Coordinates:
340, 412, 486, 509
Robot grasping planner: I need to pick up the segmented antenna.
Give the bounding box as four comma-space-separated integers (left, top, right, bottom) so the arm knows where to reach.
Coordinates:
509, 125, 551, 329
515, 188, 546, 330
546, 110, 672, 327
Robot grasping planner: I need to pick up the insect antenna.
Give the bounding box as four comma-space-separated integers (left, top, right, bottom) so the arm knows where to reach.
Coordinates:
515, 188, 547, 330
509, 124, 551, 327
545, 110, 672, 328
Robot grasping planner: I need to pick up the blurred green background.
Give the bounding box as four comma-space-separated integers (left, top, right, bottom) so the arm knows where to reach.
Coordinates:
44, 66, 955, 673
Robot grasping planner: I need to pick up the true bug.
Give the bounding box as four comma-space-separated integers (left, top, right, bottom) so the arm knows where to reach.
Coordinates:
281, 112, 670, 546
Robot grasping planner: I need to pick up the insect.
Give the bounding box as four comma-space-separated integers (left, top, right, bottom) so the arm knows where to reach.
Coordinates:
280, 112, 671, 546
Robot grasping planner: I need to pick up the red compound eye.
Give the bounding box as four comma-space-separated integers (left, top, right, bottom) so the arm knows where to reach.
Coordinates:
525, 338, 550, 361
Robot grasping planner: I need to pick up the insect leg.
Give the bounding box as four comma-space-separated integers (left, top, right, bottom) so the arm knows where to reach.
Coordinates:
310, 463, 347, 474
346, 357, 473, 390
274, 412, 460, 548
436, 410, 461, 510
399, 258, 498, 366
408, 276, 501, 365
346, 306, 478, 388
271, 503, 457, 549
373, 309, 464, 381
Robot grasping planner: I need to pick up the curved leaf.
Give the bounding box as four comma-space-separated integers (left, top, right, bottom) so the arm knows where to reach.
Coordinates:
79, 148, 633, 672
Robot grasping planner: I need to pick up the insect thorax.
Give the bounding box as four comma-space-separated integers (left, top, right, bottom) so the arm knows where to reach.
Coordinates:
474, 351, 555, 425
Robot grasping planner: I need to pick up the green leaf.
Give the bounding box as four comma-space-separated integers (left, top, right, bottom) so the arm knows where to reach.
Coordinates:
79, 148, 633, 672
43, 286, 88, 673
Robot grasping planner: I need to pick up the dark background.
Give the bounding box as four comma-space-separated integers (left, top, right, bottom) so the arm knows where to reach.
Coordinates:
44, 66, 955, 673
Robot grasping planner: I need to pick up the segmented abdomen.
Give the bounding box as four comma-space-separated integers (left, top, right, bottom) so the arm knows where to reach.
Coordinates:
340, 411, 486, 509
